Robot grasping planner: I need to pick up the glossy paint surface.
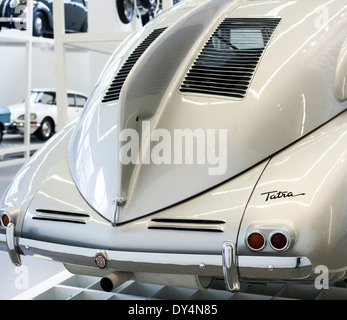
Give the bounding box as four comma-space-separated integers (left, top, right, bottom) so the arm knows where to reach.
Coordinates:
70, 0, 347, 223
238, 110, 347, 280
0, 0, 346, 287
22, 146, 268, 254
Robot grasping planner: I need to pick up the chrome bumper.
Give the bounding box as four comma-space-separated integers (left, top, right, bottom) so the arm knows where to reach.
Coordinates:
0, 17, 25, 24
5, 121, 39, 135
0, 227, 313, 292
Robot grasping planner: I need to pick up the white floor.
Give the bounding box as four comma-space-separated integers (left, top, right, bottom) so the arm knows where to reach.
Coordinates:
9, 269, 347, 300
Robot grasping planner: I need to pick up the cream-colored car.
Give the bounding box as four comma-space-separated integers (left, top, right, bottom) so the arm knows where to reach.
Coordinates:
6, 89, 87, 141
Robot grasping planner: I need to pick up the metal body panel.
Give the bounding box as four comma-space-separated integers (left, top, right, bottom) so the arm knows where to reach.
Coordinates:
0, 0, 347, 290
238, 110, 347, 281
22, 143, 268, 254
70, 0, 347, 224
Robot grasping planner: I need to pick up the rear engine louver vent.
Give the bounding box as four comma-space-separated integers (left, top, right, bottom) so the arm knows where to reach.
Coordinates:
148, 218, 225, 233
33, 209, 90, 225
180, 18, 281, 99
102, 27, 167, 103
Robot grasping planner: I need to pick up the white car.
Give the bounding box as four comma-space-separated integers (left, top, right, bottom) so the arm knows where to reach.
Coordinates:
6, 89, 88, 141
0, 0, 347, 295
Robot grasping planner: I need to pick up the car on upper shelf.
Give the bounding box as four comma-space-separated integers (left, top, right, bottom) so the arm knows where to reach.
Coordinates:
0, 0, 88, 37
6, 89, 88, 141
116, 0, 182, 26
0, 0, 347, 295
0, 107, 10, 143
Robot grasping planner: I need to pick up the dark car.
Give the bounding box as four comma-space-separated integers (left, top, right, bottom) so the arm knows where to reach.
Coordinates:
116, 0, 182, 26
0, 0, 88, 37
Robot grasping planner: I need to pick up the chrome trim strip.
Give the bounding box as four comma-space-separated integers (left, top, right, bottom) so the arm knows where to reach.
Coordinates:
32, 212, 89, 225
17, 237, 223, 276
238, 255, 312, 280
0, 17, 23, 23
222, 241, 240, 292
6, 223, 21, 266
148, 221, 224, 232
11, 121, 41, 128
32, 214, 87, 224
0, 234, 312, 283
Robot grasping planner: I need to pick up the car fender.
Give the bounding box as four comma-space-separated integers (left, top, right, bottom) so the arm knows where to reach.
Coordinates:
335, 38, 347, 102
0, 122, 75, 234
237, 111, 347, 281
34, 0, 53, 29
35, 104, 56, 125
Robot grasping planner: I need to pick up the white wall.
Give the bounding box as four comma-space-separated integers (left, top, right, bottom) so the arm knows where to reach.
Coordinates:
0, 44, 27, 106
0, 43, 93, 106
88, 0, 142, 33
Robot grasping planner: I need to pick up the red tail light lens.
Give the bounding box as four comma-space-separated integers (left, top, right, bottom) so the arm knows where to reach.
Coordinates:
1, 214, 10, 227
247, 232, 265, 251
270, 232, 288, 251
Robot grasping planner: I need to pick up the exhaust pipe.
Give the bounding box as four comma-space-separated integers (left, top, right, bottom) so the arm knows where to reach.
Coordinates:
100, 272, 133, 292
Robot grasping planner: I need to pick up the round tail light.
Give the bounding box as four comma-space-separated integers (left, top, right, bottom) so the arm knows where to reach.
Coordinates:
270, 232, 288, 251
1, 214, 10, 227
247, 232, 266, 251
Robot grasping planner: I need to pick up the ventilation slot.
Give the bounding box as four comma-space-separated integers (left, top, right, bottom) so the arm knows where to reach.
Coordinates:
33, 209, 90, 225
148, 218, 225, 233
102, 27, 167, 103
180, 18, 281, 99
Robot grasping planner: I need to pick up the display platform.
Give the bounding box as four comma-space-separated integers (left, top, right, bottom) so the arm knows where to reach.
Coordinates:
11, 270, 347, 300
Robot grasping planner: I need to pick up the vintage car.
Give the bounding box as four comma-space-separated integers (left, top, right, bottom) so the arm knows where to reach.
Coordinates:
0, 0, 347, 294
116, 0, 182, 26
0, 106, 10, 143
0, 0, 88, 37
117, 0, 161, 26
6, 89, 87, 141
